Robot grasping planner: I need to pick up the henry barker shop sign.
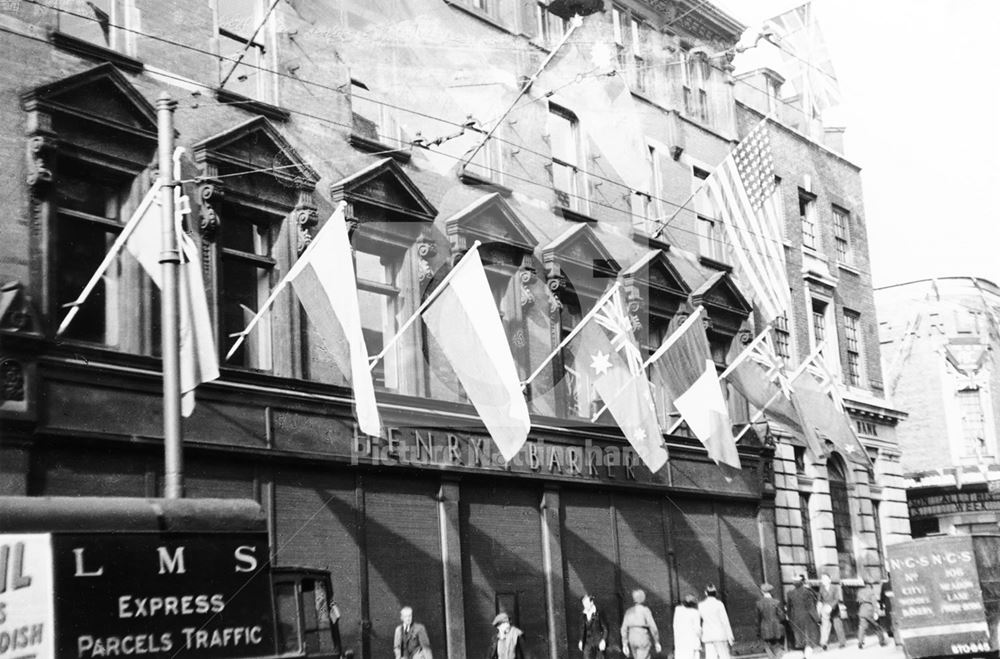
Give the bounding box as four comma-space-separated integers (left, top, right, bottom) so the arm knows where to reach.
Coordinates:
0, 532, 275, 659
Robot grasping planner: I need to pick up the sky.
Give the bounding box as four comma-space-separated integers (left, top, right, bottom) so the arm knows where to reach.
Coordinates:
716, 0, 1000, 290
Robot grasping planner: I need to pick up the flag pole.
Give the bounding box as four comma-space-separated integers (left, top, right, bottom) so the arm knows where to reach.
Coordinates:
589, 306, 705, 422
368, 240, 483, 370
225, 202, 349, 361
157, 93, 183, 499
718, 324, 773, 380
55, 182, 162, 337
521, 281, 622, 389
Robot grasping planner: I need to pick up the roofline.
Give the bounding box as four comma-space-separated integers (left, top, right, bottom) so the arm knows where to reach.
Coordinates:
874, 276, 1000, 293
736, 101, 861, 172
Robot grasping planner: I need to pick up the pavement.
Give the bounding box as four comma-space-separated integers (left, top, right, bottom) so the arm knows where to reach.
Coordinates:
779, 637, 904, 659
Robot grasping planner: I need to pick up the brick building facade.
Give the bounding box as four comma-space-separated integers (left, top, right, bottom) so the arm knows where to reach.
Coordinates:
0, 0, 903, 655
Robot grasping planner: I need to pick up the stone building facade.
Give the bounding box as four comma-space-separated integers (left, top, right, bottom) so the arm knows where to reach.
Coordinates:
876, 277, 1000, 537
0, 0, 903, 654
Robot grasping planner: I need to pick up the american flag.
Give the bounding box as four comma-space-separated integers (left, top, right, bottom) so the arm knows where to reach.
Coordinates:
704, 118, 790, 322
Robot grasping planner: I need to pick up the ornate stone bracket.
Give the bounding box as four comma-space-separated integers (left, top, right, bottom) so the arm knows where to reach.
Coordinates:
26, 132, 56, 191
293, 184, 318, 256
0, 282, 39, 335
519, 266, 536, 309
197, 178, 224, 243
0, 359, 25, 403
416, 234, 439, 283
546, 274, 567, 314
624, 276, 643, 333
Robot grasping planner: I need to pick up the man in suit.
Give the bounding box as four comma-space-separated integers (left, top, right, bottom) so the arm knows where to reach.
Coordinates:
578, 594, 608, 659
698, 585, 734, 659
755, 583, 785, 658
394, 606, 432, 659
857, 579, 888, 649
786, 574, 820, 658
818, 573, 846, 650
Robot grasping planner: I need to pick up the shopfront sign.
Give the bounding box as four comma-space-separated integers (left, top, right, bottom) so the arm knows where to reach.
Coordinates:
908, 487, 1000, 519
0, 532, 276, 659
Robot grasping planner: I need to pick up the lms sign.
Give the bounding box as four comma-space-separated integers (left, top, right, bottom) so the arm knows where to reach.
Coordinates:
0, 531, 276, 659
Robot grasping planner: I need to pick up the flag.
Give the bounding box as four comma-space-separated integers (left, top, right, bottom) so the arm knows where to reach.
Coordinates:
788, 355, 869, 464
421, 247, 530, 461
286, 203, 381, 437
570, 288, 667, 471
648, 307, 712, 418
765, 2, 842, 119
534, 14, 651, 203
674, 358, 741, 468
124, 187, 220, 417
703, 119, 790, 323
724, 333, 801, 433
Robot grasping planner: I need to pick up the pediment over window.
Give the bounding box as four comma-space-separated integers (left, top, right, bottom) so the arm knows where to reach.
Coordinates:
331, 157, 437, 223
444, 193, 537, 254
691, 271, 752, 316
623, 249, 691, 302
193, 116, 319, 188
21, 63, 156, 141
542, 224, 620, 281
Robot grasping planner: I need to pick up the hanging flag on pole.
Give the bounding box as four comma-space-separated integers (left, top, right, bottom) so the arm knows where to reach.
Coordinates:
703, 118, 790, 323
788, 349, 871, 465
569, 288, 667, 472
764, 2, 842, 120
421, 246, 531, 461
647, 307, 712, 419
287, 203, 381, 437
722, 329, 801, 435
674, 358, 741, 469
123, 177, 219, 417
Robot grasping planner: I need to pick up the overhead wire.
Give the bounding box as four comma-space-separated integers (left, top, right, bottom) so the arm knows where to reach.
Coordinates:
9, 0, 873, 280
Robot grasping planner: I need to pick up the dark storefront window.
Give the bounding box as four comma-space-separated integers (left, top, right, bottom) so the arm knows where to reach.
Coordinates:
799, 492, 817, 579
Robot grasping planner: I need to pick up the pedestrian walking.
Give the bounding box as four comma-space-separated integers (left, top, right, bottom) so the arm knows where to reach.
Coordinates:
698, 585, 734, 659
857, 579, 888, 649
755, 583, 785, 658
394, 606, 432, 659
620, 589, 661, 659
488, 613, 525, 659
672, 594, 702, 659
785, 574, 820, 657
578, 595, 608, 659
817, 573, 846, 650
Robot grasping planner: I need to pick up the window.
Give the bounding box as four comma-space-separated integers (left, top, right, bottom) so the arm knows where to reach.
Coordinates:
350, 80, 401, 147
682, 49, 710, 124
219, 203, 276, 370
216, 0, 275, 102
633, 145, 665, 235
958, 388, 987, 458
811, 299, 827, 350
843, 310, 863, 386
536, 0, 568, 43
773, 176, 786, 241
799, 492, 818, 579
58, 0, 130, 52
549, 105, 587, 213
611, 6, 627, 71
467, 132, 504, 183
799, 191, 817, 249
53, 161, 130, 345
562, 299, 599, 419
773, 312, 791, 361
827, 457, 857, 578
833, 206, 851, 263
355, 248, 402, 391
694, 168, 723, 260
630, 18, 646, 93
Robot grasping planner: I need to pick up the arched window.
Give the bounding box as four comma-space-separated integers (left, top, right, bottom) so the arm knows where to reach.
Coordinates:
828, 456, 857, 578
